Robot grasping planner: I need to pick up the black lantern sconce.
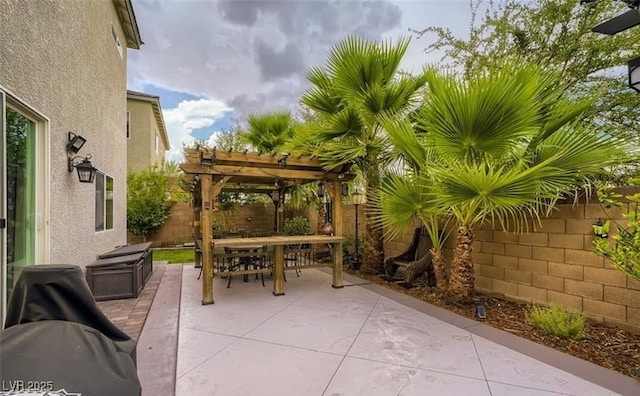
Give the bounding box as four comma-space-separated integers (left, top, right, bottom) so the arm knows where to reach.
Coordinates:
67, 132, 96, 183
341, 183, 349, 197
629, 56, 640, 92
317, 182, 325, 198
270, 189, 280, 205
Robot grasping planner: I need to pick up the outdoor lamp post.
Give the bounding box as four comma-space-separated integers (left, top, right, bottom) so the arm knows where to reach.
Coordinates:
629, 56, 640, 92
270, 189, 280, 231
351, 189, 365, 270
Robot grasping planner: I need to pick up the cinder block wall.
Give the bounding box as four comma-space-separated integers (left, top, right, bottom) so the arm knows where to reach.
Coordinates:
128, 201, 194, 246
384, 203, 640, 333
134, 202, 369, 247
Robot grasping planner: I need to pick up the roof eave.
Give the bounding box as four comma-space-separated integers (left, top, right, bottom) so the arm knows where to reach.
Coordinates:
113, 0, 143, 49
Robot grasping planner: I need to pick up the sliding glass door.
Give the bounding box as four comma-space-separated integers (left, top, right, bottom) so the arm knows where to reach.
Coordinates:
5, 106, 36, 296
1, 92, 39, 322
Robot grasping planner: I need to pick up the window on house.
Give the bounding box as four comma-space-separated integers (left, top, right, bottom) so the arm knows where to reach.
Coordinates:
155, 131, 159, 155
126, 111, 130, 139
95, 171, 114, 232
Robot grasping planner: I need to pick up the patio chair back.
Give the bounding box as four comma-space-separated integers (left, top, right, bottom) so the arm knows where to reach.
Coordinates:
222, 230, 245, 238
249, 229, 270, 238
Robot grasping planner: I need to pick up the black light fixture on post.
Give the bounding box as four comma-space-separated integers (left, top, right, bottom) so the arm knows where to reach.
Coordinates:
270, 187, 280, 232
629, 56, 640, 92
341, 183, 349, 197
67, 132, 96, 183
350, 189, 365, 270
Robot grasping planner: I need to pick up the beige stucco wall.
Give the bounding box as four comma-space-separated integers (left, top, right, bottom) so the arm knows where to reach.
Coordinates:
0, 0, 132, 266
127, 98, 166, 171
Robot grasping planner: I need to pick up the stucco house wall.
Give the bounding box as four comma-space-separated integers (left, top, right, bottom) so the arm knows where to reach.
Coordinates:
127, 91, 169, 172
0, 0, 141, 267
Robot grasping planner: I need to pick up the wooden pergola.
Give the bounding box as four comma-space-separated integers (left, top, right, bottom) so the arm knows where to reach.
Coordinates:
180, 147, 354, 304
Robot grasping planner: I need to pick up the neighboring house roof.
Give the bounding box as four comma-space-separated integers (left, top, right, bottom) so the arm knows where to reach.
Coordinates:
127, 90, 171, 149
113, 0, 143, 49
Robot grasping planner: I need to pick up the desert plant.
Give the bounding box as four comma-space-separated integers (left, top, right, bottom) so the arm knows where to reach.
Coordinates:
592, 183, 640, 281
526, 304, 586, 340
284, 216, 311, 236
376, 62, 628, 304
295, 35, 429, 275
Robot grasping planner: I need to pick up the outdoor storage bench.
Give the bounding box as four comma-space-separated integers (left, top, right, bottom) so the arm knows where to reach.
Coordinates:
85, 242, 153, 300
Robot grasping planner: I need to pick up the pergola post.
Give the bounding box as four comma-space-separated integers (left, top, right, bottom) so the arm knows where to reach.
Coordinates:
201, 174, 213, 304
193, 186, 202, 269
329, 181, 344, 289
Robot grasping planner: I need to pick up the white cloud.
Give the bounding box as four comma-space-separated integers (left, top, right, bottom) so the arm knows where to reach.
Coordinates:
128, 0, 407, 120
164, 98, 231, 162
128, 0, 475, 158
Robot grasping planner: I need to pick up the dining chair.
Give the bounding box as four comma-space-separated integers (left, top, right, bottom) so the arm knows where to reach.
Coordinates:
284, 244, 301, 277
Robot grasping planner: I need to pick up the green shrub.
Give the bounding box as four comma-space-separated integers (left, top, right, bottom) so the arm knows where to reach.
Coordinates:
284, 216, 310, 235
526, 304, 585, 340
127, 167, 172, 241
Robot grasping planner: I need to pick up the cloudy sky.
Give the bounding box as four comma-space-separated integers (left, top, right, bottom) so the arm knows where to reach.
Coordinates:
127, 0, 474, 161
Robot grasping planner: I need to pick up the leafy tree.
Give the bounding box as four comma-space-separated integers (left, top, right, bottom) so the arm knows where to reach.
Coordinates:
127, 167, 175, 241
593, 183, 640, 280
418, 0, 640, 180
376, 62, 628, 303
293, 35, 428, 274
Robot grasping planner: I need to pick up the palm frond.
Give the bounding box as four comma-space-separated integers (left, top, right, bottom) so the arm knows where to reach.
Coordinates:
378, 114, 427, 173
419, 65, 543, 162
370, 173, 437, 240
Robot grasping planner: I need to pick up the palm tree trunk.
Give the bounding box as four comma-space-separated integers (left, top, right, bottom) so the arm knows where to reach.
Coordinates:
359, 166, 384, 274
446, 226, 474, 304
430, 248, 448, 291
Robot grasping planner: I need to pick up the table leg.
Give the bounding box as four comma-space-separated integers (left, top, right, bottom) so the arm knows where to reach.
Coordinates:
332, 242, 344, 289
273, 245, 285, 296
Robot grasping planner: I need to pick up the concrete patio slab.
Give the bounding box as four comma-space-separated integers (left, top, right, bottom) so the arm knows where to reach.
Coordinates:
137, 264, 639, 396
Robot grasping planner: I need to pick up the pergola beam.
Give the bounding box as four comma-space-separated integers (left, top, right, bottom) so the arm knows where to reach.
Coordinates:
180, 163, 350, 182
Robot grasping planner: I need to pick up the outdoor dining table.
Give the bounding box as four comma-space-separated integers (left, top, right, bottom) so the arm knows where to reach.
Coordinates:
204, 235, 345, 303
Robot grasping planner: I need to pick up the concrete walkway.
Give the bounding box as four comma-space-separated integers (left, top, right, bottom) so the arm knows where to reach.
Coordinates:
138, 264, 639, 396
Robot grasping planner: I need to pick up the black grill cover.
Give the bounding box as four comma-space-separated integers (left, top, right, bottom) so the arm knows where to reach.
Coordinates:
1, 265, 140, 395
1, 321, 141, 395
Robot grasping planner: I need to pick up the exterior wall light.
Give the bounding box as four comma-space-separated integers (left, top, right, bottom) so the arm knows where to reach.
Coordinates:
67, 132, 96, 183
66, 132, 87, 153
629, 56, 640, 92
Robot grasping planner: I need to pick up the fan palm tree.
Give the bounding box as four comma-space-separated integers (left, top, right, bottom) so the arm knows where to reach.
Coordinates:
376, 63, 629, 304
244, 111, 295, 153
293, 35, 428, 274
